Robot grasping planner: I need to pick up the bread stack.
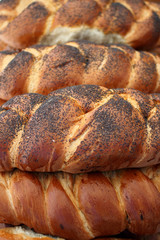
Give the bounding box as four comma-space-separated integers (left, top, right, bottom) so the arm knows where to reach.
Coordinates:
0, 0, 159, 239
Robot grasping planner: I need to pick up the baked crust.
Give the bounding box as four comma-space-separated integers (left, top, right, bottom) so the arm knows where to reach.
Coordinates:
0, 0, 159, 50
0, 85, 159, 172
0, 42, 159, 104
0, 166, 159, 239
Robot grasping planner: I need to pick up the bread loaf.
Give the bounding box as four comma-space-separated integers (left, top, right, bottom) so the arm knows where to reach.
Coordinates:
0, 226, 158, 240
0, 166, 160, 239
0, 0, 159, 50
0, 42, 160, 104
0, 227, 144, 240
0, 85, 159, 173
0, 226, 62, 239
0, 227, 143, 240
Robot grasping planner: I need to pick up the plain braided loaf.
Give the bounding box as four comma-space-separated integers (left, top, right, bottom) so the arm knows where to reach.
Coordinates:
0, 166, 160, 239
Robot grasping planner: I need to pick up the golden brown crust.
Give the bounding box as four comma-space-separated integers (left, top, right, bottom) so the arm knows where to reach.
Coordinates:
0, 1, 50, 49
0, 167, 160, 239
0, 226, 147, 240
0, 227, 57, 239
0, 227, 158, 240
151, 47, 160, 56
0, 42, 159, 104
0, 0, 159, 50
0, 0, 19, 11
0, 85, 159, 173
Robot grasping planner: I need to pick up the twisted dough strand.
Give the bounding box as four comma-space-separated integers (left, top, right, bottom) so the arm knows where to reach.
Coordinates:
0, 227, 147, 240
0, 166, 160, 239
0, 0, 159, 50
0, 85, 159, 173
0, 42, 160, 104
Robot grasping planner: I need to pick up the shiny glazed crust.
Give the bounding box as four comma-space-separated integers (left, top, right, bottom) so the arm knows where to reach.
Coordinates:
0, 42, 160, 104
0, 85, 159, 173
0, 166, 160, 239
0, 0, 159, 50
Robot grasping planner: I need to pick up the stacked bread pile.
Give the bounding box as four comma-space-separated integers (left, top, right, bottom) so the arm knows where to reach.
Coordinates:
0, 0, 159, 239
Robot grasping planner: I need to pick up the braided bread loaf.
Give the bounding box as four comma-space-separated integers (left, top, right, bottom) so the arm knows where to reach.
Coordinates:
0, 42, 160, 105
0, 0, 159, 50
0, 227, 141, 240
0, 166, 160, 239
0, 227, 158, 240
0, 227, 62, 240
0, 85, 160, 173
